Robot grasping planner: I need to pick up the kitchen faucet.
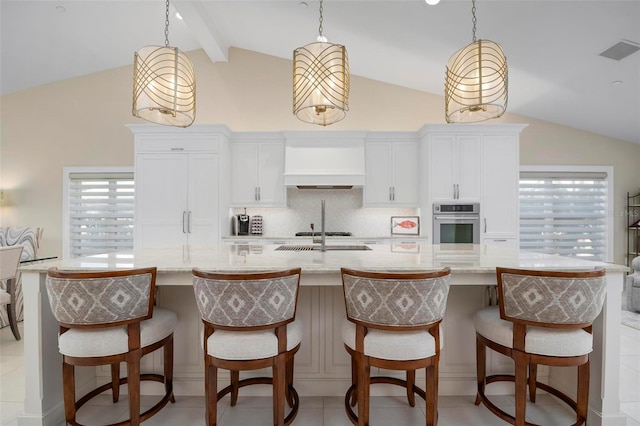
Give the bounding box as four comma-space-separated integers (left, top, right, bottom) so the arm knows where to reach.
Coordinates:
310, 200, 326, 251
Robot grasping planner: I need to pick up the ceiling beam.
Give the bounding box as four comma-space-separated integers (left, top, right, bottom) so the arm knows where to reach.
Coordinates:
173, 0, 229, 62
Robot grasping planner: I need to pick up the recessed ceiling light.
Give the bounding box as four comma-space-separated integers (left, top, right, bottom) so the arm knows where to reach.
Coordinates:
425, 0, 441, 5
300, 2, 309, 8
56, 5, 66, 13
175, 12, 183, 20
612, 80, 623, 86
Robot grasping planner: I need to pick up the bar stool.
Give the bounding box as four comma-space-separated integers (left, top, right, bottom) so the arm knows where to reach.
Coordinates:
192, 268, 303, 426
473, 267, 606, 426
46, 267, 176, 426
340, 267, 452, 426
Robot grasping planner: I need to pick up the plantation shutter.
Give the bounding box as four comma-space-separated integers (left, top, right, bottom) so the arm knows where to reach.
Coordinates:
519, 171, 608, 261
68, 172, 134, 257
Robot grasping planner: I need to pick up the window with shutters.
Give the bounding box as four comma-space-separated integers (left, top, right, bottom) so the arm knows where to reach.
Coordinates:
519, 166, 613, 262
63, 168, 134, 258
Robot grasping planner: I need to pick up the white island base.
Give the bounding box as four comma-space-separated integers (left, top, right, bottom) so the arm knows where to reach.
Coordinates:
18, 244, 628, 426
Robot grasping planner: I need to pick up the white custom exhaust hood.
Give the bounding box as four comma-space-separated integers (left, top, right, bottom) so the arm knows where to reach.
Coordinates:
283, 132, 366, 188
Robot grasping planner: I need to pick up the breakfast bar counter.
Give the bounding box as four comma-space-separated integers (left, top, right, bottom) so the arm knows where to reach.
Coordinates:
18, 244, 628, 426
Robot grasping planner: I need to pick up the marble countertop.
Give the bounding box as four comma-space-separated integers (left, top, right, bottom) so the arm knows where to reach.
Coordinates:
19, 243, 628, 274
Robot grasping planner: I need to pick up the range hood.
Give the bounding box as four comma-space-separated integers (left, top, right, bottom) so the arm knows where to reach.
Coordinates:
283, 132, 366, 188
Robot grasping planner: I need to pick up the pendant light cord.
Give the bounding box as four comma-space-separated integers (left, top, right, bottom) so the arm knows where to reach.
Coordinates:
164, 0, 171, 47
318, 0, 324, 39
471, 0, 477, 42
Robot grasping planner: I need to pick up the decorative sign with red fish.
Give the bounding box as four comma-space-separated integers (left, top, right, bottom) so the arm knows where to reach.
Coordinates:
390, 216, 420, 235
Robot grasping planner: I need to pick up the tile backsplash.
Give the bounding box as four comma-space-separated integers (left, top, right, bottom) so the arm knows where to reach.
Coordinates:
231, 188, 420, 237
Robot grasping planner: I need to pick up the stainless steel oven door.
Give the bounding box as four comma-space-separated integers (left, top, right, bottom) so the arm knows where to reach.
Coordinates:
433, 215, 480, 244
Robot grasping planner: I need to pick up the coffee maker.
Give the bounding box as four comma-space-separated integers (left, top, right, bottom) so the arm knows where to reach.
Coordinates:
233, 209, 250, 235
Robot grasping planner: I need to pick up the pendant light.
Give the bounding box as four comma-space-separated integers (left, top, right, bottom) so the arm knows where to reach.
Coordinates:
445, 0, 507, 123
293, 0, 349, 126
133, 0, 196, 127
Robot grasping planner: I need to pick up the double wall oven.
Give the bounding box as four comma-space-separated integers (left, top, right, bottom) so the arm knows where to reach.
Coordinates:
432, 203, 480, 244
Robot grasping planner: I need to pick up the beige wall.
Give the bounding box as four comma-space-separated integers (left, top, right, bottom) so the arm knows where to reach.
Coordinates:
1, 48, 638, 263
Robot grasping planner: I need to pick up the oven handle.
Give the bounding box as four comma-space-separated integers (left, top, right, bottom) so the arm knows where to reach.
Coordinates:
434, 215, 480, 221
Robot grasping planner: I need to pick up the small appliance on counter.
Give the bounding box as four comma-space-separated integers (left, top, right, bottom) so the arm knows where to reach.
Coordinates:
232, 209, 251, 236
250, 215, 263, 235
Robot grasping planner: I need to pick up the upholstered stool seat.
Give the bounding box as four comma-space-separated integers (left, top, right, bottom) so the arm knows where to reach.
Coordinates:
340, 267, 452, 426
46, 267, 176, 426
342, 319, 444, 361
192, 268, 303, 426
473, 267, 606, 426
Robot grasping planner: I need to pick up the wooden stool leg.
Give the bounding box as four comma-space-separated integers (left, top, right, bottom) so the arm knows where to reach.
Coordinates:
164, 335, 175, 403
62, 360, 77, 423
110, 363, 120, 403
205, 357, 218, 426
576, 360, 590, 425
514, 351, 528, 426
406, 369, 416, 407
528, 362, 538, 403
350, 355, 357, 407
356, 352, 370, 426
425, 364, 437, 426
285, 356, 295, 408
273, 354, 286, 426
127, 350, 141, 426
6, 302, 21, 340
475, 335, 486, 406
230, 370, 240, 406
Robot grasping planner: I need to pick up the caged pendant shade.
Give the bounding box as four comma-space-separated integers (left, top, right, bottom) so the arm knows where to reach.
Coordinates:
132, 0, 196, 128
293, 41, 349, 126
293, 0, 349, 126
445, 0, 507, 123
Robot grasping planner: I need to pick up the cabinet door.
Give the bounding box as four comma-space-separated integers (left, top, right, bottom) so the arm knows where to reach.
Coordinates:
455, 135, 482, 201
256, 142, 285, 206
230, 143, 259, 205
481, 135, 519, 237
365, 142, 393, 204
429, 135, 456, 201
391, 142, 418, 204
187, 154, 220, 245
135, 153, 189, 248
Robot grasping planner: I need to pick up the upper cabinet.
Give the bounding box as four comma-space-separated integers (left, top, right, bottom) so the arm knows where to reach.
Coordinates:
231, 135, 285, 207
364, 134, 418, 207
427, 134, 482, 202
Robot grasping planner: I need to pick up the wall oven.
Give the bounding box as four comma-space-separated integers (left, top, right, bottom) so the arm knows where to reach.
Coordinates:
432, 203, 480, 244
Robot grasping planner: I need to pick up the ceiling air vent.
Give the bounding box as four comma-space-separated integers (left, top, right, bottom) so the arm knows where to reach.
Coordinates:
599, 40, 640, 61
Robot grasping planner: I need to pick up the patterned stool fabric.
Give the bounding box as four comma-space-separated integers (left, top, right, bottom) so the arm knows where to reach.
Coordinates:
192, 268, 303, 426
46, 267, 176, 426
473, 267, 606, 426
340, 267, 451, 426
0, 246, 24, 340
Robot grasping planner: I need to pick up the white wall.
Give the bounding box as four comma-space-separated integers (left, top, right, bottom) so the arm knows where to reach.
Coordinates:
1, 48, 638, 263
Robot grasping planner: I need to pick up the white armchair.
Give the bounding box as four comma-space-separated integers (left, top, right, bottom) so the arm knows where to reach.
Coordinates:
0, 246, 24, 339
0, 227, 43, 333
626, 256, 640, 313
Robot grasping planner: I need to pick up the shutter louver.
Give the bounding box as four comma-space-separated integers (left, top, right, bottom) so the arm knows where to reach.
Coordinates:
519, 172, 608, 261
69, 173, 134, 257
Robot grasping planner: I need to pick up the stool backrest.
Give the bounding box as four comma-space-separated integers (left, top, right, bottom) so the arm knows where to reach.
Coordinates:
341, 267, 451, 330
46, 267, 156, 328
192, 268, 301, 331
0, 246, 23, 281
496, 267, 606, 329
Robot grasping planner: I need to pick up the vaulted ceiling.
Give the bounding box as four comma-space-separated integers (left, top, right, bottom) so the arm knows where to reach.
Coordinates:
2, 1, 639, 143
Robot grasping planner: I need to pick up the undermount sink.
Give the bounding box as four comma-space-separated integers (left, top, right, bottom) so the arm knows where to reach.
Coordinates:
275, 245, 372, 252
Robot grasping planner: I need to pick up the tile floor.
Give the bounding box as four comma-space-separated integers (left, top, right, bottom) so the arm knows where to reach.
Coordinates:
2, 322, 640, 426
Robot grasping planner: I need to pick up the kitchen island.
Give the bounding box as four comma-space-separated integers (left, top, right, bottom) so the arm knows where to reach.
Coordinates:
18, 244, 628, 426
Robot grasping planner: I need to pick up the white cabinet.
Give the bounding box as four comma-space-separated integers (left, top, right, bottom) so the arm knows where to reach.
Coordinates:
427, 134, 481, 202
481, 134, 520, 244
364, 140, 418, 206
231, 139, 285, 206
130, 124, 230, 249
